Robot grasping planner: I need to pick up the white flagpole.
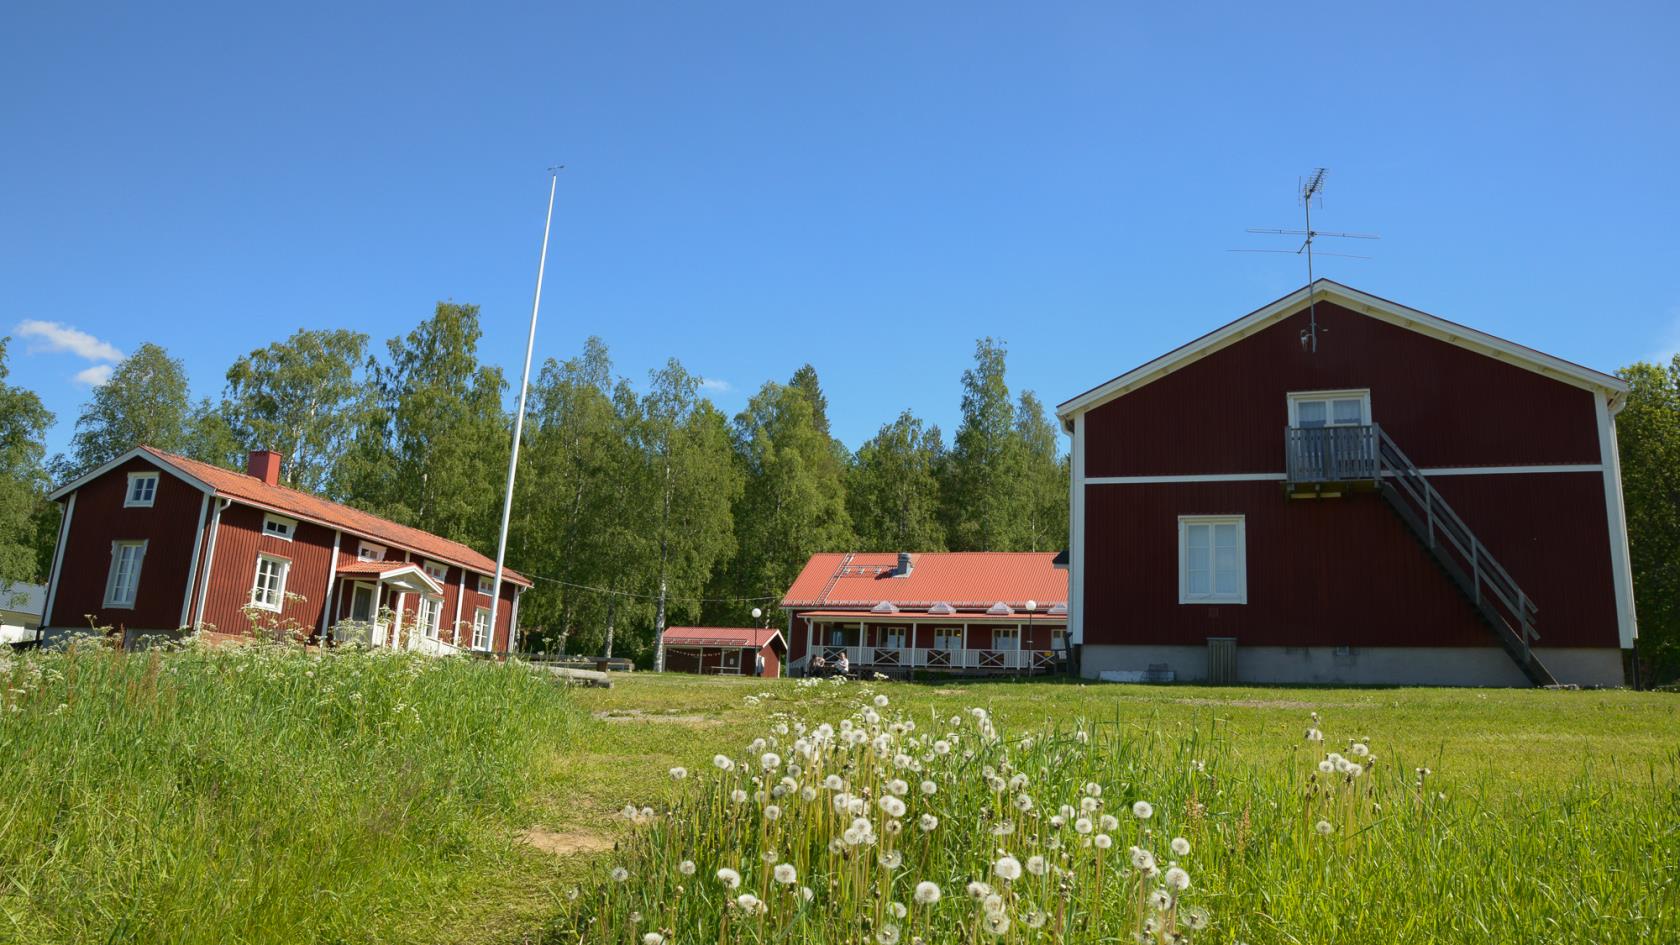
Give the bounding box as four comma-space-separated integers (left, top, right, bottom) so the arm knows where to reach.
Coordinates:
487, 168, 559, 656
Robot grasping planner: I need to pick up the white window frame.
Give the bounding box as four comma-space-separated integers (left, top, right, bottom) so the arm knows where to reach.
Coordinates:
1178, 515, 1247, 605
250, 553, 291, 612
1287, 389, 1372, 429
357, 541, 386, 562
262, 513, 297, 542
104, 540, 148, 608
477, 574, 494, 596
933, 628, 963, 650
124, 472, 159, 508
472, 606, 491, 650
879, 626, 907, 650
422, 559, 449, 585
417, 595, 444, 639
992, 626, 1020, 651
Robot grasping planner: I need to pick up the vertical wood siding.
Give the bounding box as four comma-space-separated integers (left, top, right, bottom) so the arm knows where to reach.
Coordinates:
49, 458, 206, 631
1081, 476, 1618, 649
1083, 302, 1602, 478
199, 504, 337, 637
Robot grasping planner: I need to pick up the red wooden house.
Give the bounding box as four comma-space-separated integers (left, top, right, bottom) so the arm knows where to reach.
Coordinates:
41, 446, 531, 653
1056, 280, 1637, 687
782, 552, 1069, 676
661, 626, 786, 678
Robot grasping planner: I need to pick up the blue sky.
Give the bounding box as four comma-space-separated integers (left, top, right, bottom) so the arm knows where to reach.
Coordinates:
4, 2, 1677, 459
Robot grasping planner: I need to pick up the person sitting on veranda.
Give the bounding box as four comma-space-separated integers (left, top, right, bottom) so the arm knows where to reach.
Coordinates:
809, 654, 828, 677
833, 651, 850, 677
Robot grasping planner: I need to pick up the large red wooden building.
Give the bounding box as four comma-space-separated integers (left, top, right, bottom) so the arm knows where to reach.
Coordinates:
782, 552, 1069, 676
1056, 280, 1636, 687
41, 446, 531, 653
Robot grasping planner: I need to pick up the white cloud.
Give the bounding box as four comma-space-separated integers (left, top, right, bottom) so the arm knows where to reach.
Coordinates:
15, 319, 124, 363
73, 364, 115, 386
699, 377, 732, 393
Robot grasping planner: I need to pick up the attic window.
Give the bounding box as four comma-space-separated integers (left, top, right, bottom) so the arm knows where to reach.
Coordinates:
124, 472, 159, 508
871, 601, 898, 614
262, 514, 297, 541
986, 601, 1014, 616
928, 602, 956, 616
358, 542, 386, 562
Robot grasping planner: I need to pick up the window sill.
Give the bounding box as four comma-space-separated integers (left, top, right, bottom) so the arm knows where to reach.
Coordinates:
249, 602, 283, 613
102, 601, 137, 610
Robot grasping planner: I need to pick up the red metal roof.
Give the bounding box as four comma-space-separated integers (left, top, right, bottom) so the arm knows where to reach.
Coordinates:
139, 446, 532, 586
663, 626, 786, 649
782, 553, 1067, 611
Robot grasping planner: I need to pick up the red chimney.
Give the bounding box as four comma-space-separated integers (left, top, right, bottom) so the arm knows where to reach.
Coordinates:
246, 449, 282, 486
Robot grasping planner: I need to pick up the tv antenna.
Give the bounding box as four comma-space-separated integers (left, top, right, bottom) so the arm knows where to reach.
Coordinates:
1230, 168, 1379, 352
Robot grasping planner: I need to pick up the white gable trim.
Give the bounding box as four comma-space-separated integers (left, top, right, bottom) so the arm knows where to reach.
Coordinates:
1055, 281, 1627, 423
48, 447, 214, 502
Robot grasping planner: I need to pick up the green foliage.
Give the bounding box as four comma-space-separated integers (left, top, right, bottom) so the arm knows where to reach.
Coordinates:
0, 338, 54, 583
0, 643, 578, 945
1618, 357, 1680, 683
336, 303, 509, 548
716, 378, 855, 624
59, 341, 191, 477
848, 409, 948, 551
943, 339, 1068, 552
221, 328, 370, 493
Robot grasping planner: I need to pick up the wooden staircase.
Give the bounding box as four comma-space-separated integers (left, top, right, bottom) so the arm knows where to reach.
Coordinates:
1287, 425, 1557, 686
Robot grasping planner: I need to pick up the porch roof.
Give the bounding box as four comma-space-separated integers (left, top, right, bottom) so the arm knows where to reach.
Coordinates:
335, 561, 444, 596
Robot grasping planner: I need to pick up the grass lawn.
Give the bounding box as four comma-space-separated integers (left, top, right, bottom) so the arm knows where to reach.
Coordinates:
3, 648, 1675, 944
542, 673, 1679, 945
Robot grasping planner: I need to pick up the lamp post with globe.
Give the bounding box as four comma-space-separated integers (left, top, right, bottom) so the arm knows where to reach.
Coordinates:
1025, 599, 1037, 673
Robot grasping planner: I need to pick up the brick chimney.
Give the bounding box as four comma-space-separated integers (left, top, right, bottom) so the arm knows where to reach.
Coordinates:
246, 449, 283, 486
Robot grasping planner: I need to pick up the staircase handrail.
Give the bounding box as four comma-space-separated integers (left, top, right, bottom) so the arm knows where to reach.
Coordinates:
1372, 426, 1539, 654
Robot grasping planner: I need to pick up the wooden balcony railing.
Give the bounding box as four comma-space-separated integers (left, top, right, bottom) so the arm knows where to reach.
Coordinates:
1286, 424, 1381, 485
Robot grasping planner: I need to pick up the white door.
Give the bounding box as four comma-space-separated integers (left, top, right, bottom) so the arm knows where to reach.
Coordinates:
992, 627, 1020, 650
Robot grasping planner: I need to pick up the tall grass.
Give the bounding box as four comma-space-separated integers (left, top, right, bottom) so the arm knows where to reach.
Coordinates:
551, 680, 1678, 945
0, 642, 577, 945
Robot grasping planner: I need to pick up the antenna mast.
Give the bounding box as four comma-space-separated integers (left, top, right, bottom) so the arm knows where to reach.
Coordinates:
1229, 167, 1380, 353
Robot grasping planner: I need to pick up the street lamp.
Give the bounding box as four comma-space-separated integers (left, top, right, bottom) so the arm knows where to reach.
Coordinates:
1024, 599, 1037, 673
751, 607, 763, 625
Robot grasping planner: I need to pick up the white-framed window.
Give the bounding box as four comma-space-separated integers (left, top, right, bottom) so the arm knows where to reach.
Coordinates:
417, 595, 444, 639
477, 574, 495, 596
104, 540, 147, 608
1288, 390, 1371, 429
422, 559, 448, 585
124, 472, 159, 508
933, 628, 964, 650
1179, 515, 1247, 604
992, 626, 1020, 650
262, 513, 297, 541
1052, 627, 1068, 651
357, 542, 386, 562
250, 554, 291, 611
472, 606, 491, 650
879, 626, 907, 650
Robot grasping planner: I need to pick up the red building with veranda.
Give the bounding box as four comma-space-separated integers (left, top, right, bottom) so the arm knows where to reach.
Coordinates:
1056, 280, 1637, 687
782, 552, 1069, 677
40, 445, 531, 653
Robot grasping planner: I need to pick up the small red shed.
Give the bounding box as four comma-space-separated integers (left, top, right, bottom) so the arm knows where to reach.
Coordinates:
661, 627, 786, 678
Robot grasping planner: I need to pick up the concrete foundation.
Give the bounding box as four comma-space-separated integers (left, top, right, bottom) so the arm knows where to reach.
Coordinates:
1079, 643, 1626, 687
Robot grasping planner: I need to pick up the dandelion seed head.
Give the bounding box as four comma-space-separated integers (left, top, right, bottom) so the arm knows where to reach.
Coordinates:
716, 867, 742, 889
773, 863, 798, 884
993, 855, 1023, 881
1132, 800, 1154, 820
1164, 866, 1190, 891
914, 881, 942, 904
1170, 837, 1191, 857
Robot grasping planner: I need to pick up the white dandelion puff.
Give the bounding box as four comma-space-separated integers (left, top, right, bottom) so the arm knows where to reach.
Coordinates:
914, 881, 942, 904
